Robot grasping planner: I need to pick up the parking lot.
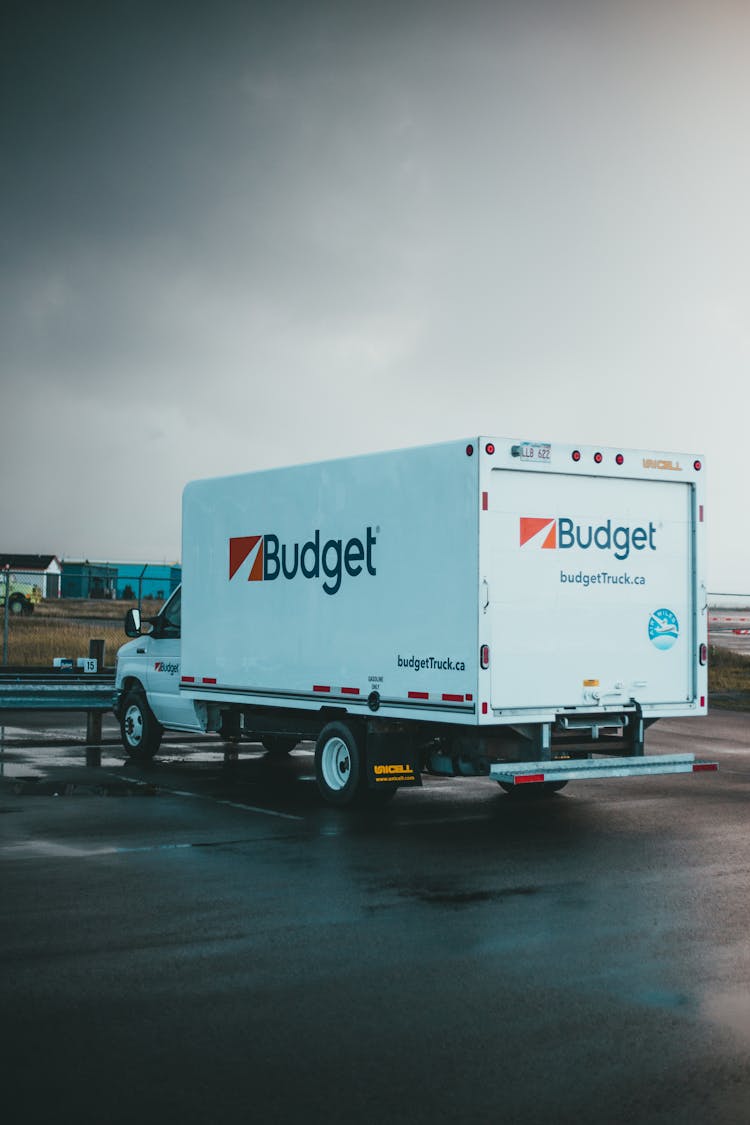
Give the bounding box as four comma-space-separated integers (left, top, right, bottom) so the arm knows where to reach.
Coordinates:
1, 709, 749, 1124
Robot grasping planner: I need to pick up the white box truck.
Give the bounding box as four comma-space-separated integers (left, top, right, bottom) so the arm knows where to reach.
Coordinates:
115, 437, 716, 805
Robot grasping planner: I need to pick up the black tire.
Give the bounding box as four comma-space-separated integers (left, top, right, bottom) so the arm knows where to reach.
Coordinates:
261, 735, 298, 756
120, 687, 163, 760
8, 594, 25, 616
315, 722, 368, 807
499, 780, 568, 798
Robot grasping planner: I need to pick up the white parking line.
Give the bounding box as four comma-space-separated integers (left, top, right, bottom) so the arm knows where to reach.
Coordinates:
111, 772, 304, 821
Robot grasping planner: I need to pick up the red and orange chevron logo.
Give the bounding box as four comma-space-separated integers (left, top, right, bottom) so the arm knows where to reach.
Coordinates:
519, 517, 557, 549
229, 535, 264, 581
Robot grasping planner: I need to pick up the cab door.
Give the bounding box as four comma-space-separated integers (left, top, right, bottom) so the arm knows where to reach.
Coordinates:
143, 587, 196, 728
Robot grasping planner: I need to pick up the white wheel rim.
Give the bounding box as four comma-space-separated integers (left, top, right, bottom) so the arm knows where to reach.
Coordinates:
321, 736, 351, 792
124, 704, 143, 747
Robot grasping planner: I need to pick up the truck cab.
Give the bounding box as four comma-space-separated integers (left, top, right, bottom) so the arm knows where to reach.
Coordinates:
115, 586, 204, 757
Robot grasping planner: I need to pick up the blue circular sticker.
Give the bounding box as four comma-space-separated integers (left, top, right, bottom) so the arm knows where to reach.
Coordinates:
648, 608, 679, 651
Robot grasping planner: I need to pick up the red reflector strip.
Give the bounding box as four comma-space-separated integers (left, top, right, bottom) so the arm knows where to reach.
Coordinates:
466, 693, 473, 701
482, 491, 488, 511
442, 693, 464, 702
313, 685, 330, 693
408, 691, 429, 700
693, 763, 717, 772
517, 773, 545, 784
699, 505, 704, 522
700, 695, 705, 707
181, 676, 195, 683
202, 677, 217, 684
482, 702, 488, 715
341, 686, 360, 695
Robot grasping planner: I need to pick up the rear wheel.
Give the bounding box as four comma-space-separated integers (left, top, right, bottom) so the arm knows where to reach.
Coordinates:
120, 687, 163, 759
499, 780, 568, 797
8, 594, 26, 616
315, 722, 400, 807
315, 722, 364, 806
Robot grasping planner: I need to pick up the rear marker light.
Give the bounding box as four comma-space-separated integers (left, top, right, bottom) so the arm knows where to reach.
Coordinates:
572, 450, 581, 462
594, 452, 603, 464
466, 444, 474, 457
482, 702, 488, 715
616, 453, 624, 465
517, 773, 545, 784
693, 460, 702, 471
700, 695, 705, 707
485, 442, 495, 455
480, 644, 490, 669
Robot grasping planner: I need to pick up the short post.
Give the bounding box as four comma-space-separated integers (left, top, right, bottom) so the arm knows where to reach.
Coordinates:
85, 638, 105, 766
2, 566, 9, 667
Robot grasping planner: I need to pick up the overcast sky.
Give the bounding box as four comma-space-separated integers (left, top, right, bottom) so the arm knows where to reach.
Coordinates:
1, 0, 748, 590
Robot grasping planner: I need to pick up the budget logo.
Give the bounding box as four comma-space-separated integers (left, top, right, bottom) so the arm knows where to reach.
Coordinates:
519, 517, 557, 549
519, 515, 657, 561
229, 535, 264, 582
229, 528, 377, 596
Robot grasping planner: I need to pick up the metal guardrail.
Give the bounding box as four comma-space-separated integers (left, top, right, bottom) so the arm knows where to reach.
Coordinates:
0, 672, 116, 711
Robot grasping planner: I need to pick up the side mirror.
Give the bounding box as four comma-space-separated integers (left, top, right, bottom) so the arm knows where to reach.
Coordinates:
124, 608, 141, 637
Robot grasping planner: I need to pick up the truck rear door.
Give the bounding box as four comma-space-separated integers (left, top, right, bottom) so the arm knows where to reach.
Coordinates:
486, 469, 696, 712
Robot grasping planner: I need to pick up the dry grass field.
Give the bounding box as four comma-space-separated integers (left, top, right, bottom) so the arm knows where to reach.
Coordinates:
1, 598, 165, 668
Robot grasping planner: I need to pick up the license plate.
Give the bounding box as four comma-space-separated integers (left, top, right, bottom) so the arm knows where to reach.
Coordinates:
517, 441, 551, 463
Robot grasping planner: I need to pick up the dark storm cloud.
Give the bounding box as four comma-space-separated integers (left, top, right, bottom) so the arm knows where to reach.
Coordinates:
1, 0, 749, 577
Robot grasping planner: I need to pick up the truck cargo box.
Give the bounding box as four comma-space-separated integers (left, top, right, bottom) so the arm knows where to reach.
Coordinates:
180, 436, 707, 726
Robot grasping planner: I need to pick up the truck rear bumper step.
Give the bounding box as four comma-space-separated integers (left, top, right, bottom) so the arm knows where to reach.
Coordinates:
490, 753, 718, 785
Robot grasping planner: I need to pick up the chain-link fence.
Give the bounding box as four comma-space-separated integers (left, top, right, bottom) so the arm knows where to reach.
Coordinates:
2, 568, 46, 664
1, 563, 182, 667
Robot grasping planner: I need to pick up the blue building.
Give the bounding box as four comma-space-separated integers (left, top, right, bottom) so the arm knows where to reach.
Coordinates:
113, 563, 181, 601
60, 561, 181, 600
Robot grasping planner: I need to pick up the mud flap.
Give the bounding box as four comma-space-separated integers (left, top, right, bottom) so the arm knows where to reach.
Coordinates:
366, 730, 422, 789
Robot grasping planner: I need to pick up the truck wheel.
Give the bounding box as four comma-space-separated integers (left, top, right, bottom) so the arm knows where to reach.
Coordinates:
120, 688, 163, 759
8, 594, 25, 616
261, 735, 298, 756
315, 722, 368, 807
499, 781, 568, 797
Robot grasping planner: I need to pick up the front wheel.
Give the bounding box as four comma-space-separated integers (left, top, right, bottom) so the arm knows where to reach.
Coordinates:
120, 688, 163, 760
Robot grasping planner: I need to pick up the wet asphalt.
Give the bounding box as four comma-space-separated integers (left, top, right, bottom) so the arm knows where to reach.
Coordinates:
1, 710, 749, 1125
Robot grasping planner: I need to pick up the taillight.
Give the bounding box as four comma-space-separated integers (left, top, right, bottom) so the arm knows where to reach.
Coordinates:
693, 459, 702, 471
594, 452, 603, 464
615, 453, 624, 465
480, 644, 490, 669
571, 450, 581, 462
